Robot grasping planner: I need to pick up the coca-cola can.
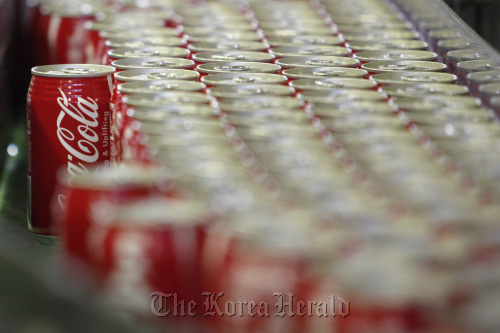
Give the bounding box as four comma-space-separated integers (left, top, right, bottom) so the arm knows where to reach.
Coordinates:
55, 164, 173, 269
35, 2, 100, 64
27, 64, 115, 236
89, 196, 217, 317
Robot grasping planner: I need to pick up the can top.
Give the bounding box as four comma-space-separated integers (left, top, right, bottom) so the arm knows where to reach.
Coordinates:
362, 61, 447, 73
31, 64, 115, 78
109, 47, 190, 60
217, 96, 303, 112
188, 41, 269, 53
115, 68, 199, 82
492, 96, 500, 107
275, 56, 360, 69
457, 60, 500, 73
300, 89, 387, 104
354, 50, 438, 62
208, 84, 295, 98
192, 51, 275, 63
467, 70, 500, 85
393, 95, 482, 110
381, 83, 468, 97
112, 57, 195, 70
120, 80, 205, 94
371, 71, 457, 85
343, 29, 419, 42
347, 39, 428, 52
283, 67, 368, 79
267, 35, 345, 47
185, 31, 262, 43
479, 82, 500, 96
290, 78, 377, 90
269, 45, 351, 58
201, 73, 288, 86
437, 38, 480, 51
105, 36, 186, 49
447, 49, 493, 62
196, 61, 281, 75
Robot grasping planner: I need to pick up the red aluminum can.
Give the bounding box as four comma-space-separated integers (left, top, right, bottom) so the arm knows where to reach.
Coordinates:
55, 164, 174, 270
36, 4, 98, 64
27, 64, 115, 236
89, 196, 217, 317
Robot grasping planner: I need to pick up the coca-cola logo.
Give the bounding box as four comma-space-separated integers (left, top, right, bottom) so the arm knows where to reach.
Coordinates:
56, 88, 100, 177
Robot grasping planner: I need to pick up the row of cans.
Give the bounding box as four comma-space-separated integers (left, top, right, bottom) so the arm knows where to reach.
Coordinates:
26, 0, 500, 332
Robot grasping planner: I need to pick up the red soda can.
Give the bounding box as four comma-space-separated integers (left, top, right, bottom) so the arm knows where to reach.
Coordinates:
90, 196, 217, 318
55, 164, 174, 270
37, 3, 99, 64
27, 64, 115, 236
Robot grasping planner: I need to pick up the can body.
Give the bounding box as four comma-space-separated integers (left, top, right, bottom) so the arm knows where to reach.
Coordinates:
27, 64, 115, 235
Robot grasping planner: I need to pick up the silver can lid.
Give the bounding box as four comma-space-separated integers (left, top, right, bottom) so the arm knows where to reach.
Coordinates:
201, 73, 287, 86
269, 45, 351, 58
115, 68, 199, 82
291, 78, 376, 90
276, 56, 360, 69
32, 64, 115, 78
196, 62, 281, 75
192, 51, 275, 63
362, 60, 447, 73
120, 80, 205, 94
354, 50, 437, 62
112, 57, 195, 70
283, 67, 368, 79
108, 46, 190, 59
372, 71, 457, 85
208, 84, 294, 98
188, 41, 269, 53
